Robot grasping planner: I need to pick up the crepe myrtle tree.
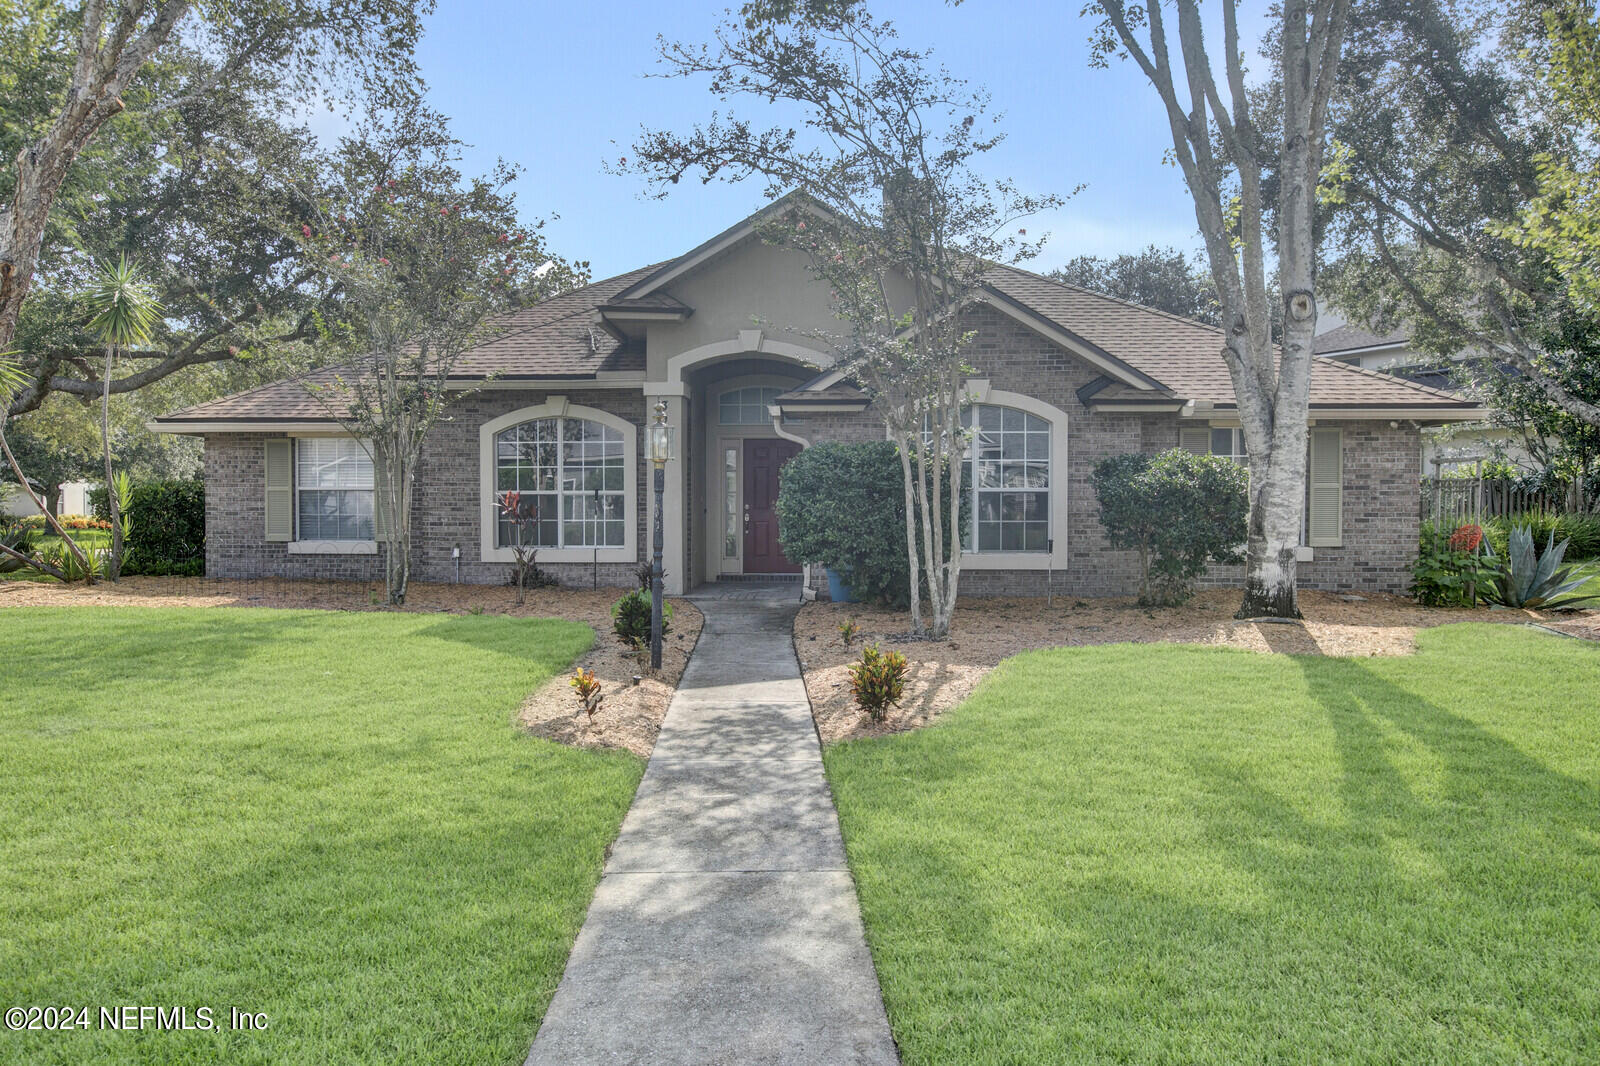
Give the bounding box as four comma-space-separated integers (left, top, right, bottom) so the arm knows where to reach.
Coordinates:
296, 108, 586, 605
1088, 0, 1354, 618
625, 2, 1064, 638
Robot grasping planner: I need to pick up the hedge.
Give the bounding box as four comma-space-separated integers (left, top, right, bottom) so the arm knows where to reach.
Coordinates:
123, 479, 205, 576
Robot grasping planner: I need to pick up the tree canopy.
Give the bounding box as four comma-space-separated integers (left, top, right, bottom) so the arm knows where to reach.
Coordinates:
1, 0, 435, 421
1049, 245, 1220, 325
1321, 0, 1600, 428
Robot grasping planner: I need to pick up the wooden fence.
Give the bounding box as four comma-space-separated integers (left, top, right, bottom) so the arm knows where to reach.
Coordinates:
1422, 477, 1594, 522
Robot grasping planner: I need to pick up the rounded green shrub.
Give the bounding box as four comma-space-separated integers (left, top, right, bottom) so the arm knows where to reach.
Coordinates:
612, 588, 672, 648
776, 440, 963, 607
1092, 448, 1249, 606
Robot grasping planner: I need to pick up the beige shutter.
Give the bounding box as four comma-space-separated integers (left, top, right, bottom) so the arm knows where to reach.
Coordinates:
1308, 427, 1343, 547
1179, 426, 1210, 455
370, 446, 388, 543
264, 439, 294, 542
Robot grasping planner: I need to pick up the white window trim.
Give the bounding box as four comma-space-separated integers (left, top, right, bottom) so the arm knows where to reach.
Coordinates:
288, 539, 377, 555
287, 434, 377, 551
958, 384, 1069, 571
478, 399, 638, 565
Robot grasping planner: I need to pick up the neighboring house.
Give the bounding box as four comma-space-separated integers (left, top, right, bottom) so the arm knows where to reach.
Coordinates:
1314, 318, 1525, 475
2, 480, 93, 519
152, 202, 1485, 597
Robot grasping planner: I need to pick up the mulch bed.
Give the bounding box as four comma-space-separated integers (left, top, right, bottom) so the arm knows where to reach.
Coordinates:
794, 588, 1598, 745
0, 575, 702, 759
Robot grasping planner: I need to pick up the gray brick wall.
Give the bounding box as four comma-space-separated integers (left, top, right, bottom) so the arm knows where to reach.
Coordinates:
204, 389, 648, 587
798, 308, 1423, 599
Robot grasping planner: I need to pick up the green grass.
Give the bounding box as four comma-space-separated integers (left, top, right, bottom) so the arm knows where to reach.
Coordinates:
0, 607, 641, 1065
825, 624, 1600, 1064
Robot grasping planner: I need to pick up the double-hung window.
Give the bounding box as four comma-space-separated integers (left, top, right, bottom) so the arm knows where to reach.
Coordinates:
1183, 426, 1248, 465
295, 438, 374, 541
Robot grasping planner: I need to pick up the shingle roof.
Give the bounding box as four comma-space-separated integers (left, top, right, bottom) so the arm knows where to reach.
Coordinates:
1313, 321, 1410, 355
156, 266, 659, 424
157, 207, 1478, 426
981, 265, 1476, 412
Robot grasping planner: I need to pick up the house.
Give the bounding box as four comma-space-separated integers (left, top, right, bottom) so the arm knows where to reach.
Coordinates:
151, 202, 1486, 597
1314, 316, 1527, 477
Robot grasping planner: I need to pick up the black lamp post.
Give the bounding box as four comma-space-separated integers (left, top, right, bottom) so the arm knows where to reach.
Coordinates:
647, 399, 676, 669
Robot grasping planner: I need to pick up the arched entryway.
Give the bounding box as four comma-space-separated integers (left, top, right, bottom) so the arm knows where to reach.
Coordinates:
688, 359, 813, 581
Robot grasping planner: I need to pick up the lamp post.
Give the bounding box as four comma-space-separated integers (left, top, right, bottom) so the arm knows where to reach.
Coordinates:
647, 400, 676, 670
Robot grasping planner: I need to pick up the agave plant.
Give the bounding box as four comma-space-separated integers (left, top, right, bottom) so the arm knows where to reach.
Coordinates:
1481, 525, 1599, 610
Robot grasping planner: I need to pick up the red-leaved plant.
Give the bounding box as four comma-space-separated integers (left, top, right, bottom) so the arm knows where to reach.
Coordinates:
848, 643, 909, 722
570, 667, 603, 722
1449, 523, 1484, 553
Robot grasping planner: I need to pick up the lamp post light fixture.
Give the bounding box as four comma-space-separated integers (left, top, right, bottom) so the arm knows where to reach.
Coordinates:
647, 400, 676, 669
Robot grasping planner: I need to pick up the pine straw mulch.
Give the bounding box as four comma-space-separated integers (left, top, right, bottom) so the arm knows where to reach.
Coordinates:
794, 588, 1599, 745
0, 576, 702, 759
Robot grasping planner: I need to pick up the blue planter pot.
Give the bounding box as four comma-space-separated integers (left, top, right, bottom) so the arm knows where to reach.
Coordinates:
825, 567, 860, 604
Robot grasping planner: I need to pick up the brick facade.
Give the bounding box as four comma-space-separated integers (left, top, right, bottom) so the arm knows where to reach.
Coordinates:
202, 311, 1423, 596
204, 389, 647, 587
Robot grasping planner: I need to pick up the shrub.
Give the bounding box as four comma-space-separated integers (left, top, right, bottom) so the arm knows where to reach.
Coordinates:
848, 643, 908, 721
838, 618, 859, 645
21, 513, 111, 532
0, 520, 33, 574
1092, 449, 1249, 606
1482, 512, 1600, 562
120, 479, 205, 576
611, 588, 672, 648
1413, 521, 1499, 607
30, 542, 106, 582
776, 440, 963, 607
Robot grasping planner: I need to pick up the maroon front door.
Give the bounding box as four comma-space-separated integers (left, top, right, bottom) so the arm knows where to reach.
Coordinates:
743, 438, 802, 573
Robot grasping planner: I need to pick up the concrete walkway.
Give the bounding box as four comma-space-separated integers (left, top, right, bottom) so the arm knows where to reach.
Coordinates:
524, 583, 899, 1066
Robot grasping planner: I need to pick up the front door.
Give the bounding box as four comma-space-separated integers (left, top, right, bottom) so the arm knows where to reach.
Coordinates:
742, 438, 802, 573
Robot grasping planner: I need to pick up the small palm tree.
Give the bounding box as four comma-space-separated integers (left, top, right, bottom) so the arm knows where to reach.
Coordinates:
85, 254, 162, 581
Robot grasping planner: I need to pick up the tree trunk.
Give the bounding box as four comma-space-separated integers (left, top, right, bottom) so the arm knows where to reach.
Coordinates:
1236, 479, 1304, 618
894, 432, 924, 634
45, 483, 60, 518
101, 346, 123, 580
382, 438, 413, 606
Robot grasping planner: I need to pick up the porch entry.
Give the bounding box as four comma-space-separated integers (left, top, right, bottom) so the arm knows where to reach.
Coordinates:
742, 438, 802, 574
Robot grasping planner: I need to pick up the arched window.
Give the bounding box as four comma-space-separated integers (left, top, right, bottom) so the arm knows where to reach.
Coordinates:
495, 416, 625, 548
965, 404, 1050, 552
718, 386, 783, 425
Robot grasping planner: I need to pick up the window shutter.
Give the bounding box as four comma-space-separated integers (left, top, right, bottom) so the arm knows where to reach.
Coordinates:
371, 447, 389, 542
1308, 427, 1343, 547
1179, 427, 1209, 455
264, 439, 293, 542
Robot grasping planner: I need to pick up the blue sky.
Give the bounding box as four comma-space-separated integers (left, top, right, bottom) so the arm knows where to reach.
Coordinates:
390, 0, 1275, 281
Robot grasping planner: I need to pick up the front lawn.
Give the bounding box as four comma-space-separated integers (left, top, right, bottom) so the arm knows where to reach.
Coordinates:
825, 624, 1600, 1064
0, 607, 640, 1065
